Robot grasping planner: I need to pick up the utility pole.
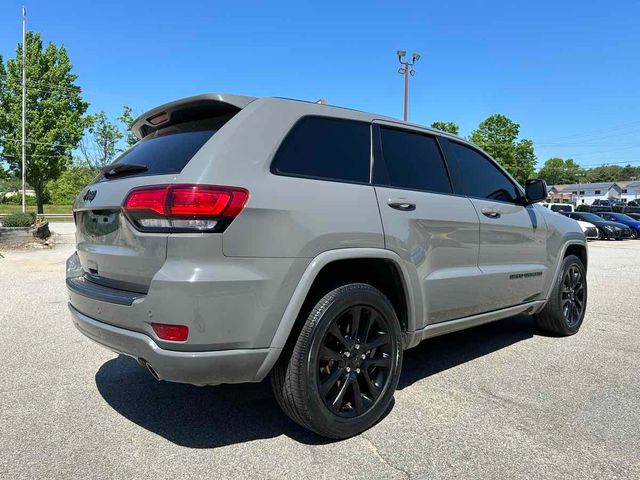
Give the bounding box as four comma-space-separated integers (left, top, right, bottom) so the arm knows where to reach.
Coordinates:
21, 6, 27, 213
396, 50, 420, 122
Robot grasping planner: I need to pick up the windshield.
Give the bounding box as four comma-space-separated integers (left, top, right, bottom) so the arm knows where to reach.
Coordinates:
611, 214, 636, 222
550, 205, 572, 212
575, 213, 602, 222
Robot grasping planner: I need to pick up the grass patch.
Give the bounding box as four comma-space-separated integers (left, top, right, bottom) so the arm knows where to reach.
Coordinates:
0, 204, 72, 214
0, 205, 73, 222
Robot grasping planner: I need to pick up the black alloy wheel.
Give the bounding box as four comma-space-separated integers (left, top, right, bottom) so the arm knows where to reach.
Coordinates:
271, 283, 403, 439
561, 265, 585, 328
534, 254, 587, 336
317, 305, 393, 417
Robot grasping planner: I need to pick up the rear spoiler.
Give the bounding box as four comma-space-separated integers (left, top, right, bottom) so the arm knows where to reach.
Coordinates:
132, 93, 257, 140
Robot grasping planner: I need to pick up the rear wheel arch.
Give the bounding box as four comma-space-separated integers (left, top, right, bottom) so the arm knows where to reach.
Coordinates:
257, 249, 416, 381
298, 257, 410, 334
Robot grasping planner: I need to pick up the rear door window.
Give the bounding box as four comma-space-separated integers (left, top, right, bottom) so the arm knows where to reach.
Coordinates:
99, 116, 231, 181
375, 127, 452, 194
271, 116, 371, 183
448, 142, 520, 203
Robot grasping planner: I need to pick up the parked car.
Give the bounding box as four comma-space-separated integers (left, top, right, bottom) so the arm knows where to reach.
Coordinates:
540, 202, 574, 213
67, 94, 588, 439
594, 212, 640, 238
627, 200, 640, 207
575, 220, 599, 240
564, 212, 632, 240
592, 199, 612, 207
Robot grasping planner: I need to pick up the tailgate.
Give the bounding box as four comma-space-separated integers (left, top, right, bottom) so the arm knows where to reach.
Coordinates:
74, 175, 175, 292
72, 94, 252, 293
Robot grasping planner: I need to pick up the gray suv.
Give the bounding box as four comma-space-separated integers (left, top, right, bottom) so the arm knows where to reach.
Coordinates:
67, 94, 588, 438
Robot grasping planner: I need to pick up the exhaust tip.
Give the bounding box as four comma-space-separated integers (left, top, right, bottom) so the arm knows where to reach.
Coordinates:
139, 358, 160, 381
146, 363, 160, 381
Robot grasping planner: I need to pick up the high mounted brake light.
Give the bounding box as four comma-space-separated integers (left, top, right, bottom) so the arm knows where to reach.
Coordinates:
123, 184, 249, 233
147, 111, 169, 126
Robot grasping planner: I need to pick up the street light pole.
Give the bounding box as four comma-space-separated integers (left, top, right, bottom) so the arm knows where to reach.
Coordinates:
396, 50, 420, 122
403, 65, 409, 122
21, 6, 27, 214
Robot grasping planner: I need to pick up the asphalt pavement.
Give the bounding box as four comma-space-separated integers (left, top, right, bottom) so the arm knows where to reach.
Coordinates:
0, 224, 638, 479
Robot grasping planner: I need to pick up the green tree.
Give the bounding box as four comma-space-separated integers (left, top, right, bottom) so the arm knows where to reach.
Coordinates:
45, 161, 97, 204
618, 164, 640, 181
430, 121, 459, 135
118, 105, 138, 148
585, 165, 623, 183
537, 157, 584, 185
0, 52, 8, 180
470, 114, 537, 185
80, 111, 123, 168
0, 32, 88, 213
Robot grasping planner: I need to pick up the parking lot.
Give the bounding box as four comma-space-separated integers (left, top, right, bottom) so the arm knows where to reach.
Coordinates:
1, 225, 638, 479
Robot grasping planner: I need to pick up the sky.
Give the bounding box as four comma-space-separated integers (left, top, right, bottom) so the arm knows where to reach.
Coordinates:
1, 0, 639, 169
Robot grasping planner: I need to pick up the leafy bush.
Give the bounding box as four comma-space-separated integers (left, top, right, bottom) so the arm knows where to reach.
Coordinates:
0, 194, 37, 206
46, 165, 98, 205
1, 212, 36, 228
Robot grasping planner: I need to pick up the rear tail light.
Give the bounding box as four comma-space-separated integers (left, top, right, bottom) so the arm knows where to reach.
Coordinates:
123, 184, 249, 233
151, 323, 189, 341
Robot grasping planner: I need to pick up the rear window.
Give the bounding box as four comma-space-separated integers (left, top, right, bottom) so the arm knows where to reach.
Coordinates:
271, 116, 371, 183
376, 127, 451, 194
98, 116, 231, 181
550, 204, 572, 212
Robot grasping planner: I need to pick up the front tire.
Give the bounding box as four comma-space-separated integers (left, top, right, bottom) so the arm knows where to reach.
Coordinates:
271, 283, 403, 439
534, 254, 587, 336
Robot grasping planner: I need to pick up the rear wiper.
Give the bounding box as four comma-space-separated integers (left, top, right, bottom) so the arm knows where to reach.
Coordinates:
102, 163, 149, 178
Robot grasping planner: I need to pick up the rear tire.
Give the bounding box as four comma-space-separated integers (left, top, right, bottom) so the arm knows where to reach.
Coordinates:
534, 254, 587, 336
271, 283, 403, 439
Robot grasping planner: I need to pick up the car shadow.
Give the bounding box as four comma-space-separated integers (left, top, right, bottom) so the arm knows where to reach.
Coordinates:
95, 314, 536, 448
397, 313, 535, 390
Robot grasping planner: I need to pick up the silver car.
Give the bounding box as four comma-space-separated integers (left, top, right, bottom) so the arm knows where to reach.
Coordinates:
67, 94, 588, 438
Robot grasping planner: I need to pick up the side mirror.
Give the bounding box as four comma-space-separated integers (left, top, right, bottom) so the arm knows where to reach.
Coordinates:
524, 179, 548, 204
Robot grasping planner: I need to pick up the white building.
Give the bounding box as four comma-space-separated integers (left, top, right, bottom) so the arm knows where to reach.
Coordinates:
548, 182, 640, 205
617, 181, 640, 203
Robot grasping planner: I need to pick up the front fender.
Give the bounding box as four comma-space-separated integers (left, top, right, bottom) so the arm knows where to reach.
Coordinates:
540, 232, 587, 308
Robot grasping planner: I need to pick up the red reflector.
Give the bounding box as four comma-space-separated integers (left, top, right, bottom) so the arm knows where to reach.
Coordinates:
124, 187, 168, 215
148, 111, 169, 125
151, 323, 189, 341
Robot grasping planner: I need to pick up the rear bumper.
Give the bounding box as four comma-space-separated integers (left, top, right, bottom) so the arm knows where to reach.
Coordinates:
69, 303, 274, 386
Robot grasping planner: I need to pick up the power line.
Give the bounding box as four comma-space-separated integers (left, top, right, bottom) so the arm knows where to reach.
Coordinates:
576, 159, 640, 167
534, 121, 640, 144
0, 74, 138, 105
0, 136, 105, 152
1, 153, 75, 159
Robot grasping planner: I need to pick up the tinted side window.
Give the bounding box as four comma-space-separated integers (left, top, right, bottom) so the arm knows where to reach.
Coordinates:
272, 116, 370, 183
377, 128, 451, 194
449, 142, 519, 202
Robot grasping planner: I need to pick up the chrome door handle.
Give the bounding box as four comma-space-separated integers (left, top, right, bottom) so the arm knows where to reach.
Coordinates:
482, 208, 501, 219
388, 199, 416, 211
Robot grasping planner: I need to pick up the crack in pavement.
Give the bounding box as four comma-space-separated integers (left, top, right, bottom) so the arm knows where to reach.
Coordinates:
363, 435, 412, 479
